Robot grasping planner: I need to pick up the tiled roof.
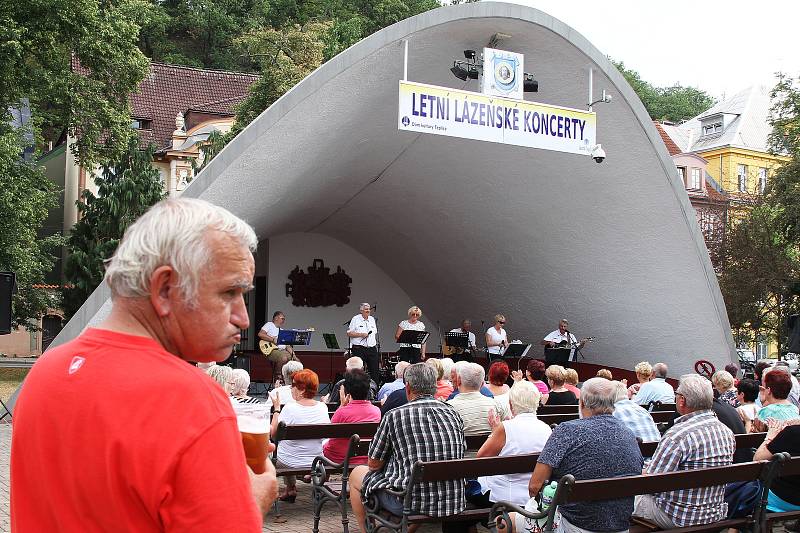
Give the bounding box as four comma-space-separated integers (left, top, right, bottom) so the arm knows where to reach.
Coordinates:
654, 122, 682, 155
71, 58, 259, 152
131, 63, 259, 151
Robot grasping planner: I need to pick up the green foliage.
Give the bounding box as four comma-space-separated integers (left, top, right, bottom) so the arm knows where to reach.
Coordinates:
718, 74, 800, 352
61, 138, 166, 319
612, 60, 716, 123
0, 0, 152, 165
0, 129, 63, 330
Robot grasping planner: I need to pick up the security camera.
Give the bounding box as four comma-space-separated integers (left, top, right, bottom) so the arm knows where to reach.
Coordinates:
591, 144, 606, 163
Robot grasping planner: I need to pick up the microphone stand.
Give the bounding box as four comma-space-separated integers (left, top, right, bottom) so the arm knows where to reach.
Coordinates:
436, 320, 443, 357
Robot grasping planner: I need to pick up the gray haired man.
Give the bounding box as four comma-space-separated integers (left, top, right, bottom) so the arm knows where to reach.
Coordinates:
349, 363, 466, 533
12, 198, 276, 530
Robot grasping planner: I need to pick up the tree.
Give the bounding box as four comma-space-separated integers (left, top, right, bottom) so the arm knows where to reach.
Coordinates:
61, 138, 166, 320
0, 128, 63, 330
1, 0, 152, 165
612, 60, 716, 123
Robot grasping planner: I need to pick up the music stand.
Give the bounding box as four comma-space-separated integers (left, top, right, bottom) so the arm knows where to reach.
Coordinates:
544, 346, 572, 367
445, 332, 469, 351
320, 333, 341, 395
397, 330, 430, 346
277, 329, 313, 347
501, 343, 531, 360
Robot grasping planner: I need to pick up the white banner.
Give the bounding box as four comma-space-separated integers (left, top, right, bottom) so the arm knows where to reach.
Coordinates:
398, 80, 596, 156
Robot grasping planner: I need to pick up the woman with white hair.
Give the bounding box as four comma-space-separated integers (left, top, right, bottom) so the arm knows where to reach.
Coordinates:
230, 369, 260, 404
206, 365, 234, 395
269, 360, 303, 406
395, 306, 426, 363
712, 370, 738, 407
628, 361, 653, 398
470, 381, 552, 507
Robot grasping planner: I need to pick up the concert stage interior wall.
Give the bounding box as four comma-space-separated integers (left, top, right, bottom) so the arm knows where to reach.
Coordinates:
49, 2, 738, 377
265, 233, 431, 352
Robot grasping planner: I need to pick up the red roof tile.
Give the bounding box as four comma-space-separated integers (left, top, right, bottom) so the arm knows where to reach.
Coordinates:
653, 122, 682, 156
72, 58, 259, 152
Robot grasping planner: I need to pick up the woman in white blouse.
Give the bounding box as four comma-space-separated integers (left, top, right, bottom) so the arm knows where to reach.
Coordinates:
395, 306, 426, 363
485, 314, 508, 362
270, 369, 330, 502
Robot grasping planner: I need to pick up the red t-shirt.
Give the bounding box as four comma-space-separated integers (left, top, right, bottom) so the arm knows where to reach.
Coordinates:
322, 400, 381, 465
11, 328, 262, 532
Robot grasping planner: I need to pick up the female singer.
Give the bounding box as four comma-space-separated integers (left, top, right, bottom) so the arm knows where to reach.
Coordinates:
395, 306, 426, 363
485, 314, 508, 362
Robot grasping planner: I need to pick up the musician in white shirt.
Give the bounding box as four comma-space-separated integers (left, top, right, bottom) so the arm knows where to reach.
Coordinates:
395, 306, 426, 363
347, 303, 380, 381
448, 319, 477, 362
541, 318, 587, 364
486, 314, 509, 361
257, 311, 299, 375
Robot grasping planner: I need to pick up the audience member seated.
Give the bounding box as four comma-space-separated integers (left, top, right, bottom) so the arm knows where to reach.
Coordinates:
633, 374, 735, 528
268, 360, 303, 406
447, 360, 495, 400
713, 370, 739, 407
486, 361, 511, 418
206, 364, 234, 396
564, 368, 581, 399
633, 362, 675, 406
725, 363, 740, 384
753, 419, 800, 520
448, 363, 501, 436
270, 369, 330, 502
628, 361, 652, 398
736, 378, 760, 433
612, 380, 660, 443
323, 369, 381, 466
754, 368, 799, 432
501, 378, 643, 533
754, 361, 772, 384
427, 358, 454, 401
349, 363, 466, 533
542, 365, 578, 405
517, 359, 549, 395
773, 362, 800, 409
377, 361, 410, 401
440, 357, 455, 387
230, 368, 261, 404
711, 389, 750, 462
596, 368, 613, 380
471, 381, 552, 508
324, 356, 379, 404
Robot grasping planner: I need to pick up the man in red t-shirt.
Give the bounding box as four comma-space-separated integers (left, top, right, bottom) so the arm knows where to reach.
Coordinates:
11, 198, 277, 532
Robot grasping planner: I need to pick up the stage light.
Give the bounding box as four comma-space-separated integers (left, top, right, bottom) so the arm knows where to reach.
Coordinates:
463, 49, 476, 60
523, 74, 538, 93
451, 63, 469, 81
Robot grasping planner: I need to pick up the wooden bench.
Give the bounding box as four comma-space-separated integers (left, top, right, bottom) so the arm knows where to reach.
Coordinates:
360, 433, 770, 532
488, 455, 788, 533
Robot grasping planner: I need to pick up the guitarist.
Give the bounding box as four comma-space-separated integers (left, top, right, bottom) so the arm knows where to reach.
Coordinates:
541, 319, 588, 366
258, 311, 299, 376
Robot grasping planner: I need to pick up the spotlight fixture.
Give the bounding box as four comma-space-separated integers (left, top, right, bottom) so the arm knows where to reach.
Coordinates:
463, 49, 476, 60
588, 89, 613, 108
523, 74, 538, 93
451, 60, 480, 81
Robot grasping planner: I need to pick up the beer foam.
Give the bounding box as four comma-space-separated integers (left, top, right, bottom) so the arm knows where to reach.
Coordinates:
237, 414, 269, 434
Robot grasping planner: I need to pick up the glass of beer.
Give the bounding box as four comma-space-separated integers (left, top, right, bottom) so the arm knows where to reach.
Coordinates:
235, 404, 270, 474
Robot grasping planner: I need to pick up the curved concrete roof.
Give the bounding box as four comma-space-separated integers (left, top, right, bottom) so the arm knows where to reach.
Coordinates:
56, 2, 736, 375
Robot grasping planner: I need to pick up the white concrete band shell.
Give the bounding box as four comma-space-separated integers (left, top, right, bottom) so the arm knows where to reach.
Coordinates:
54, 2, 736, 375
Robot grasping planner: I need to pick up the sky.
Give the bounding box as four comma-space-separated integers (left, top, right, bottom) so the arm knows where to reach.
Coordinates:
494, 0, 800, 99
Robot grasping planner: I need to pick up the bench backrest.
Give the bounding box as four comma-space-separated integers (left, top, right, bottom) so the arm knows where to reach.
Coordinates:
274, 421, 379, 441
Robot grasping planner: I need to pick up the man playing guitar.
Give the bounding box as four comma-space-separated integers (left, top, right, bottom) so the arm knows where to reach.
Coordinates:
541, 319, 592, 364
258, 311, 299, 376
444, 319, 477, 362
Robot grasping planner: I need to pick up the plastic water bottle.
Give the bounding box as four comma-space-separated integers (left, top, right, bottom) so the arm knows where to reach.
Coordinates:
541, 481, 558, 511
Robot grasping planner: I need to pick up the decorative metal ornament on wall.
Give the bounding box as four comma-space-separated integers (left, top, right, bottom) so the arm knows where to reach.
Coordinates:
285, 259, 352, 307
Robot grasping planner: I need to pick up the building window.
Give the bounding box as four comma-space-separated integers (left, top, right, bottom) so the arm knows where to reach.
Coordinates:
702, 122, 722, 136
676, 166, 687, 184
737, 164, 748, 192
689, 168, 701, 190
758, 167, 767, 193
131, 118, 152, 130
756, 336, 768, 358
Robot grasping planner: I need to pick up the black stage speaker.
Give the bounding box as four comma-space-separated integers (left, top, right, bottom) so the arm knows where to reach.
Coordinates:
0, 272, 15, 335
787, 314, 800, 354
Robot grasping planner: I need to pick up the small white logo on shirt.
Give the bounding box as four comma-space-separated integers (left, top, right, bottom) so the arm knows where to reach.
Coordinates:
68, 356, 86, 375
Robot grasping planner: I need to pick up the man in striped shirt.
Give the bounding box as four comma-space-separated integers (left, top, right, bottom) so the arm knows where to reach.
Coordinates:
633, 374, 735, 528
